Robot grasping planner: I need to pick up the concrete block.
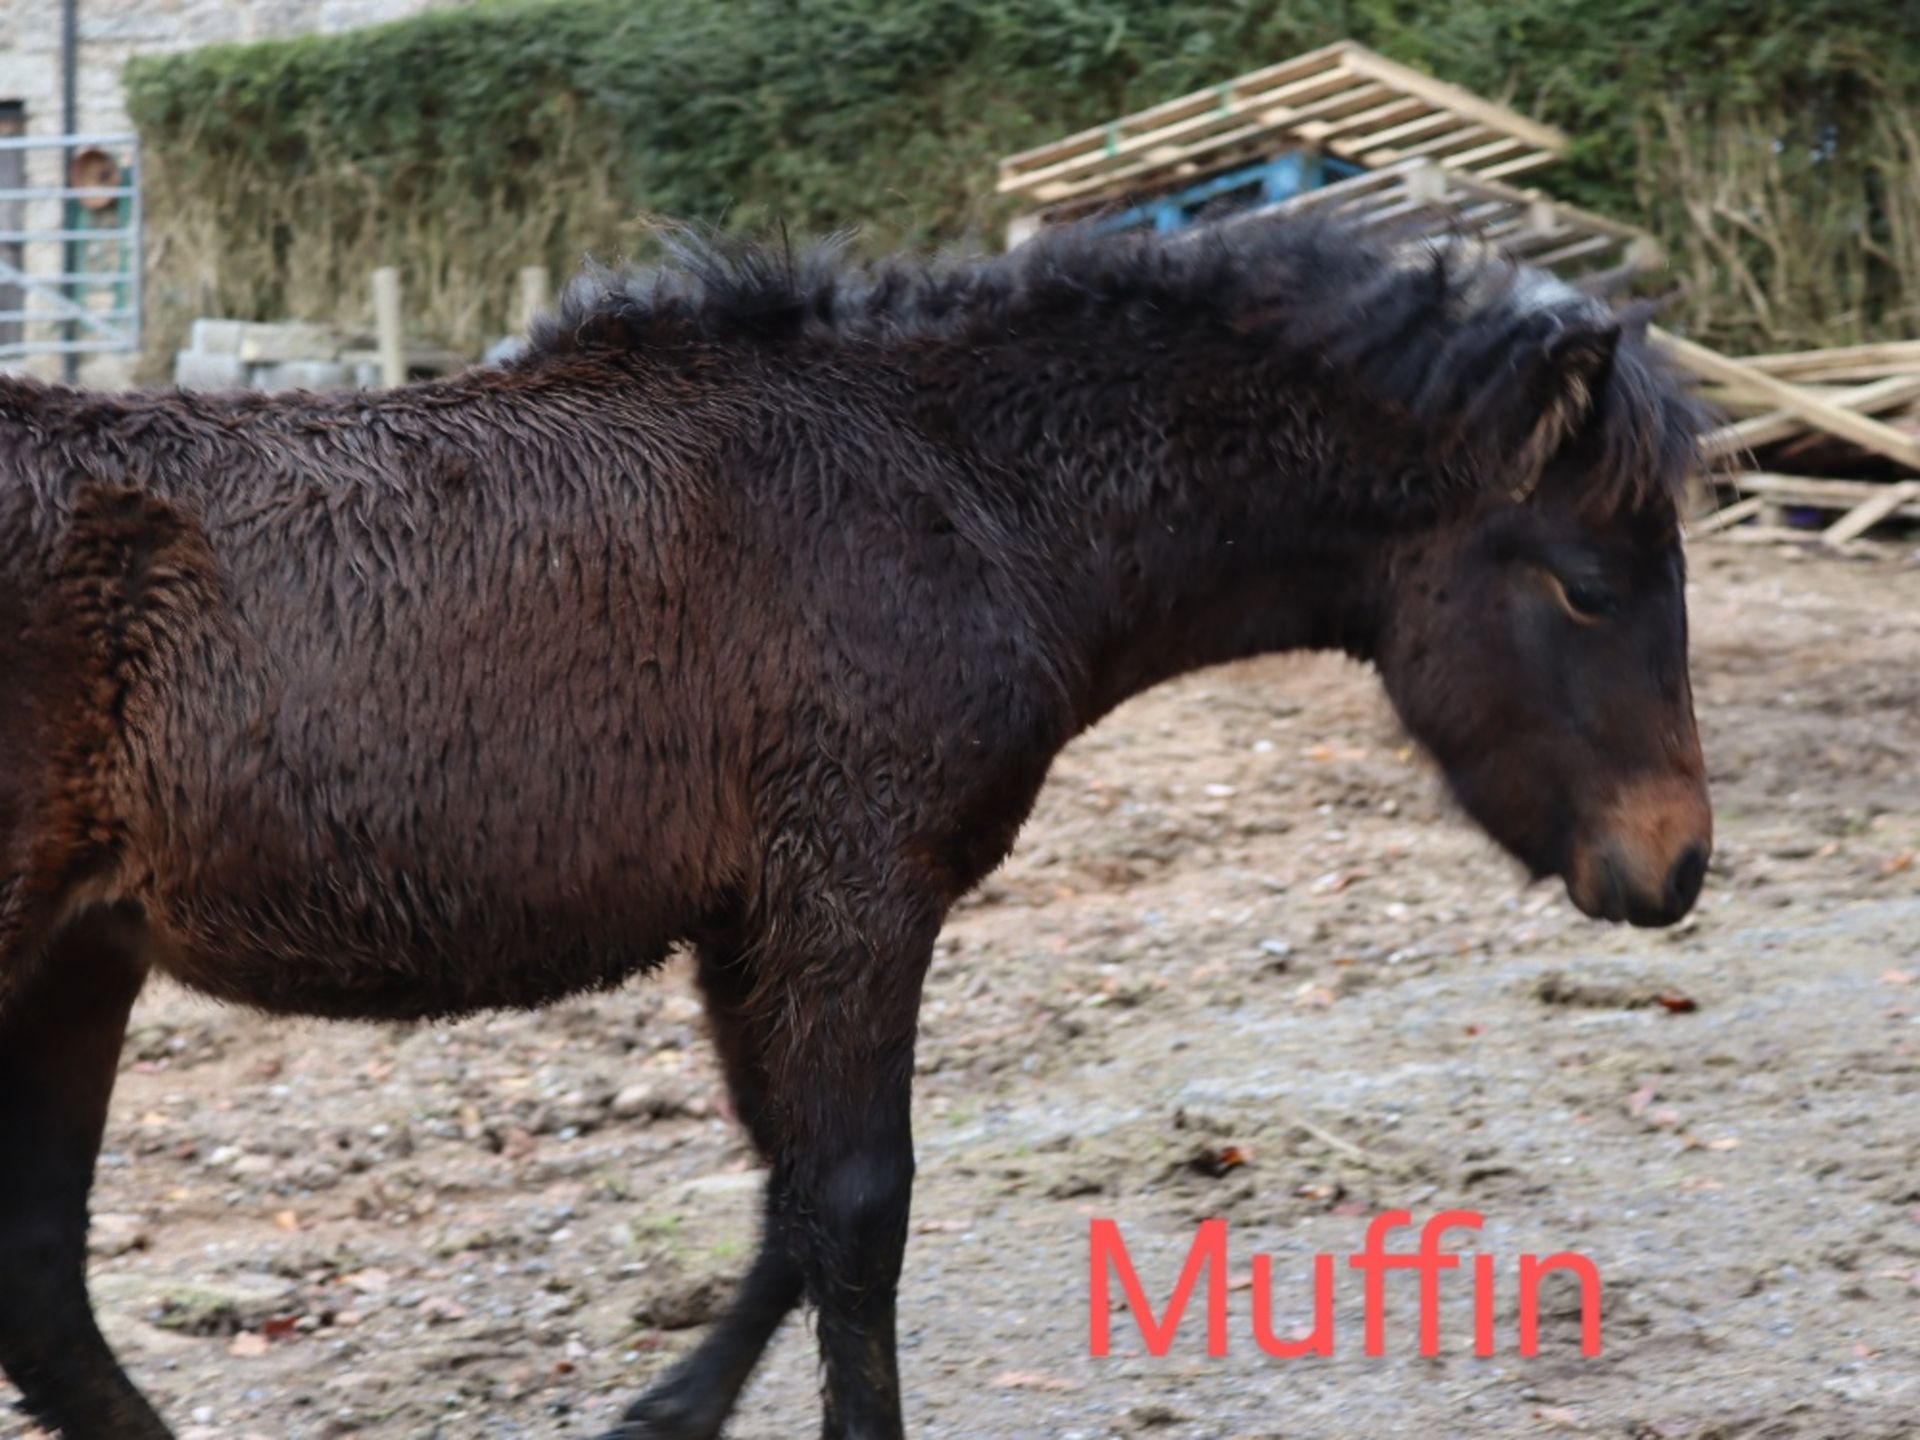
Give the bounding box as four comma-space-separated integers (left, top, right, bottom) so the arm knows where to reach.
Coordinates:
237, 322, 342, 363
189, 319, 247, 356
173, 350, 249, 392
257, 360, 351, 392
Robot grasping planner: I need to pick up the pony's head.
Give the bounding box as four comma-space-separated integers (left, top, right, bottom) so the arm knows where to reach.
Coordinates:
1340, 246, 1710, 926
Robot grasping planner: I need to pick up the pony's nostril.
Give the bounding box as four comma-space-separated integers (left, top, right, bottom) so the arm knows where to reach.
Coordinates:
1664, 844, 1708, 917
1592, 850, 1628, 922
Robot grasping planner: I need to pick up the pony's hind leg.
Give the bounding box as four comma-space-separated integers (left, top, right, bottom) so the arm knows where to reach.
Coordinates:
721, 903, 931, 1440
606, 942, 804, 1440
609, 877, 936, 1440
0, 905, 173, 1439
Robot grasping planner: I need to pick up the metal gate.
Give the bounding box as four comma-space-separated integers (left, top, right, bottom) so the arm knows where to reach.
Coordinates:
0, 131, 142, 364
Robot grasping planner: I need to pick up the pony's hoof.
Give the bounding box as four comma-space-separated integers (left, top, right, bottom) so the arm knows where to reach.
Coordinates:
593, 1394, 721, 1440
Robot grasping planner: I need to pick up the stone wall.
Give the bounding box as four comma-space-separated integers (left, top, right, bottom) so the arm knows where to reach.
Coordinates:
0, 0, 461, 383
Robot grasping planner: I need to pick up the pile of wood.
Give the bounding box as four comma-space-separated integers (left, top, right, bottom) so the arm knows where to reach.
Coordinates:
1257, 158, 1659, 280
997, 40, 1564, 222
1661, 336, 1920, 547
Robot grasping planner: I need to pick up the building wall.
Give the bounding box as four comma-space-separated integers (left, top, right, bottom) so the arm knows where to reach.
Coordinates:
0, 0, 463, 382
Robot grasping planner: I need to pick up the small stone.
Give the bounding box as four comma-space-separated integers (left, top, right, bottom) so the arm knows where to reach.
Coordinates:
612, 1081, 684, 1122
1127, 1402, 1186, 1429
631, 1272, 731, 1330
419, 1296, 468, 1325
88, 1212, 149, 1258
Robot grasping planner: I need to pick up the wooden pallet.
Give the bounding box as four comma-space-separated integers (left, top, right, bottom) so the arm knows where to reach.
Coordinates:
996, 41, 1565, 218
1239, 159, 1659, 278
1733, 339, 1920, 385
1658, 329, 1920, 474
1696, 473, 1920, 547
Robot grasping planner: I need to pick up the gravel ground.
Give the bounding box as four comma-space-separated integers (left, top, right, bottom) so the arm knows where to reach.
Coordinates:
15, 538, 1919, 1440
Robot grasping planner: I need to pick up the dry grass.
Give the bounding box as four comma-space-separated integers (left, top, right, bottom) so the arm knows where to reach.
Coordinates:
1639, 95, 1920, 352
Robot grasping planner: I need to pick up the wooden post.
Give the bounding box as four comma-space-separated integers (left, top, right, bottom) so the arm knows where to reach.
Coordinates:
371, 266, 405, 389
1405, 158, 1449, 206
1823, 480, 1920, 547
1686, 495, 1764, 536
1651, 326, 1920, 472
517, 265, 551, 333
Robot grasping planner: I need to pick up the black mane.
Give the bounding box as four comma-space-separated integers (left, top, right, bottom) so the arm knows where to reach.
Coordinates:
532, 216, 1708, 516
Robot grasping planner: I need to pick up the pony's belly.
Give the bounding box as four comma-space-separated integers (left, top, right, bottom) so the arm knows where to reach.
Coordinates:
140, 878, 677, 1021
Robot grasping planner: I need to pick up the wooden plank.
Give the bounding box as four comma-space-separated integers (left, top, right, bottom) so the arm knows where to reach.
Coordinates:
1441, 135, 1533, 170
1687, 495, 1766, 535
1345, 195, 1431, 227
1740, 339, 1920, 378
1652, 328, 1920, 471
1743, 362, 1920, 385
1292, 85, 1428, 142
1338, 108, 1465, 154
1821, 480, 1920, 545
1721, 525, 1828, 545
1299, 95, 1434, 144
1002, 66, 1368, 198
1732, 472, 1920, 507
1357, 123, 1492, 167
1524, 234, 1621, 269
1702, 373, 1920, 458
1477, 151, 1559, 181
1282, 167, 1404, 210
1491, 221, 1574, 249
1272, 81, 1405, 136
998, 42, 1351, 175
1339, 44, 1566, 154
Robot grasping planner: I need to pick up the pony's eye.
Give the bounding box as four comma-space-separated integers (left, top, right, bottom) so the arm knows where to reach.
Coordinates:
1557, 577, 1618, 622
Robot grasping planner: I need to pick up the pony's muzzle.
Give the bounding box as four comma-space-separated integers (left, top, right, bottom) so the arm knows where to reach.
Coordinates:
1567, 773, 1712, 927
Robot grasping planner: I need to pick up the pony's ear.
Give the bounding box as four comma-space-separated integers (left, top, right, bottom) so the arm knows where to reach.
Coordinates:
1514, 318, 1621, 490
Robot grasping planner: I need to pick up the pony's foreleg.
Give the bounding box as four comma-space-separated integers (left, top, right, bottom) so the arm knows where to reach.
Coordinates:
605, 942, 804, 1440
783, 1023, 919, 1440
0, 906, 173, 1439
762, 912, 933, 1440
608, 905, 932, 1440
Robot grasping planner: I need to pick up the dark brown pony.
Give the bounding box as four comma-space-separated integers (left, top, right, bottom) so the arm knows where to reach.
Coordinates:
0, 217, 1709, 1439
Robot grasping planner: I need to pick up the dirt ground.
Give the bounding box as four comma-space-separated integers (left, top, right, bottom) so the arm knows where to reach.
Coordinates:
14, 538, 1918, 1440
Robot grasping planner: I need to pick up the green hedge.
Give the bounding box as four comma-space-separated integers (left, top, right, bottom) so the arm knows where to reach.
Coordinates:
125, 0, 1920, 370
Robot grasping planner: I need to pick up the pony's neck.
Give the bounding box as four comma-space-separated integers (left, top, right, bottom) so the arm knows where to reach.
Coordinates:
947, 354, 1402, 730
1061, 488, 1395, 726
